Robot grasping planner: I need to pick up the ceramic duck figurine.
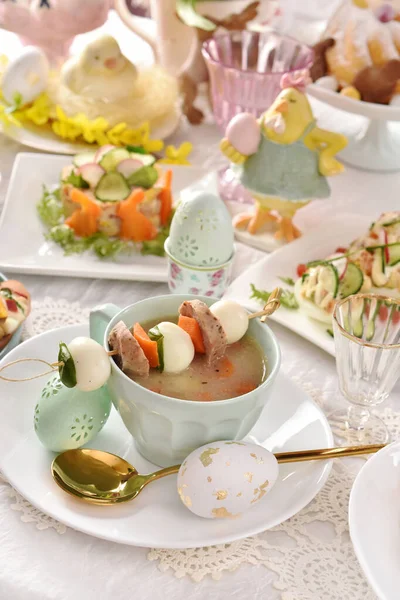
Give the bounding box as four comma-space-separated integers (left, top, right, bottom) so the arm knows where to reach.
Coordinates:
60, 35, 138, 101
220, 70, 348, 242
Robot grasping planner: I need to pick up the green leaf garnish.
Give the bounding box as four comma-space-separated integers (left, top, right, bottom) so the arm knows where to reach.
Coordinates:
125, 145, 147, 154
37, 186, 172, 259
176, 0, 216, 31
148, 326, 164, 372
37, 185, 65, 228
326, 328, 334, 338
279, 276, 295, 286
64, 171, 90, 189
127, 166, 158, 189
58, 342, 77, 388
250, 283, 299, 310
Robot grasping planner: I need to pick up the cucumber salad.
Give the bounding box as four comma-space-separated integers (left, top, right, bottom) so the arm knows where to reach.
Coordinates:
37, 145, 174, 259
251, 212, 400, 330
295, 212, 400, 324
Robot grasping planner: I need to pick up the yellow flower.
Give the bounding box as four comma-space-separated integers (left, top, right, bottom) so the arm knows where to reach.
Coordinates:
72, 113, 110, 145
118, 121, 163, 152
159, 142, 193, 166
0, 104, 21, 128
139, 121, 164, 153
23, 93, 51, 126
106, 122, 127, 145
52, 106, 82, 140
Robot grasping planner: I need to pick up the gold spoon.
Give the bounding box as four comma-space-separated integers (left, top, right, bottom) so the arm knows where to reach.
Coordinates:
51, 443, 385, 505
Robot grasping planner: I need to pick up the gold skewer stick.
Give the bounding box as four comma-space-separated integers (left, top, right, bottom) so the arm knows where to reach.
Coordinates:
275, 443, 385, 463
248, 287, 282, 322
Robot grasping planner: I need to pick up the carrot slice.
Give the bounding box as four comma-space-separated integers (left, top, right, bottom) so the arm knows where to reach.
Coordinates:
65, 189, 101, 237
133, 322, 159, 368
117, 189, 157, 242
216, 356, 235, 378
178, 315, 205, 354
159, 169, 173, 226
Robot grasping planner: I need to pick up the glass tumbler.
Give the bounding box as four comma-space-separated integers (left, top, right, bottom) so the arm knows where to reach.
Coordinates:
332, 293, 400, 445
202, 31, 314, 204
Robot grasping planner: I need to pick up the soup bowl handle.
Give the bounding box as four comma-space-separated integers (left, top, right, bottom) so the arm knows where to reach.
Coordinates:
90, 304, 121, 345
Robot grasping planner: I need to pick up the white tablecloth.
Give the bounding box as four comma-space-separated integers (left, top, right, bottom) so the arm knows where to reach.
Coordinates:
0, 6, 399, 599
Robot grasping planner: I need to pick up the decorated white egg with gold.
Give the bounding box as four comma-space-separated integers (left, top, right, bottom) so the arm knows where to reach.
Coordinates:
177, 440, 279, 519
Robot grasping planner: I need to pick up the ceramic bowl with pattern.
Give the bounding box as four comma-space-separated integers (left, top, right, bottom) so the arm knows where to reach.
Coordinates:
164, 238, 234, 299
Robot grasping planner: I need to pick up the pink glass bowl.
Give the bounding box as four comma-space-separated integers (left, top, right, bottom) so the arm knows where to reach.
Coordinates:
202, 31, 314, 132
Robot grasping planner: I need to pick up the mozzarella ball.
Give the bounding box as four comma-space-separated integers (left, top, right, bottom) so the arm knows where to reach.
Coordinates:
157, 322, 194, 374
210, 300, 248, 344
68, 337, 111, 392
226, 113, 260, 156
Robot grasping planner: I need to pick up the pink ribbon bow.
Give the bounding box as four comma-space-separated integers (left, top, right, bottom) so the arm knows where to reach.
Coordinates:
280, 69, 312, 93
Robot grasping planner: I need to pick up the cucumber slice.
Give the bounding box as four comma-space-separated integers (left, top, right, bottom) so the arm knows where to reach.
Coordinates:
317, 264, 339, 298
100, 148, 131, 172
73, 151, 97, 168
388, 242, 400, 266
383, 217, 400, 227
130, 152, 156, 166
95, 172, 130, 202
128, 165, 159, 189
371, 248, 388, 287
339, 263, 364, 298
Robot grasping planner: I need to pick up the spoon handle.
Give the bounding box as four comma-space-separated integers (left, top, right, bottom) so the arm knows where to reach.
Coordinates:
274, 443, 385, 463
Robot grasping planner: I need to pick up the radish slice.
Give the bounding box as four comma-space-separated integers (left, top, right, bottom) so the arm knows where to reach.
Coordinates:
116, 158, 143, 179
94, 145, 115, 163
78, 163, 105, 188
327, 253, 348, 280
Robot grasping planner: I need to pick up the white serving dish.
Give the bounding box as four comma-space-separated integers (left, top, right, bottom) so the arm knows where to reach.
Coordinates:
308, 84, 400, 172
0, 323, 333, 549
0, 154, 207, 282
224, 213, 372, 356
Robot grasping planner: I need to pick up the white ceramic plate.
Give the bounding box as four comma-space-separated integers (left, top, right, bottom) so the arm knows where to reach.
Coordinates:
224, 213, 372, 356
0, 154, 206, 282
0, 323, 332, 548
349, 441, 400, 600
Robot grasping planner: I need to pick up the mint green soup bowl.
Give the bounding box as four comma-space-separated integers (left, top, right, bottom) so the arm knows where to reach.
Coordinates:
90, 295, 281, 467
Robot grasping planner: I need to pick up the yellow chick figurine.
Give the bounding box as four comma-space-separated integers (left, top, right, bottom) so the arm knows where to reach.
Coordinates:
220, 70, 348, 242
60, 35, 138, 102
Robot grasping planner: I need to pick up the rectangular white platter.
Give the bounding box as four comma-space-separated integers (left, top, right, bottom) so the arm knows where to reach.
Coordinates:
225, 213, 373, 356
0, 153, 207, 282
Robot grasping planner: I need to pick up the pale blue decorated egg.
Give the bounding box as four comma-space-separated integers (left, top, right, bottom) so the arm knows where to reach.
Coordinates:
177, 441, 279, 519
168, 192, 234, 267
34, 373, 112, 452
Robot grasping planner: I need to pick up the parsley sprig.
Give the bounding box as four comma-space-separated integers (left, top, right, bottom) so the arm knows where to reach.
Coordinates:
250, 284, 299, 310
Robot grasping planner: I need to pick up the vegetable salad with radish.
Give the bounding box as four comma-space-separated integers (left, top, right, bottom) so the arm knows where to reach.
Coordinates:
37, 145, 174, 259
251, 212, 400, 329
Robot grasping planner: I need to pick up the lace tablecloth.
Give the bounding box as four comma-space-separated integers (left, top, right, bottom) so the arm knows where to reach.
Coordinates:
1, 296, 398, 600
1, 4, 400, 596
